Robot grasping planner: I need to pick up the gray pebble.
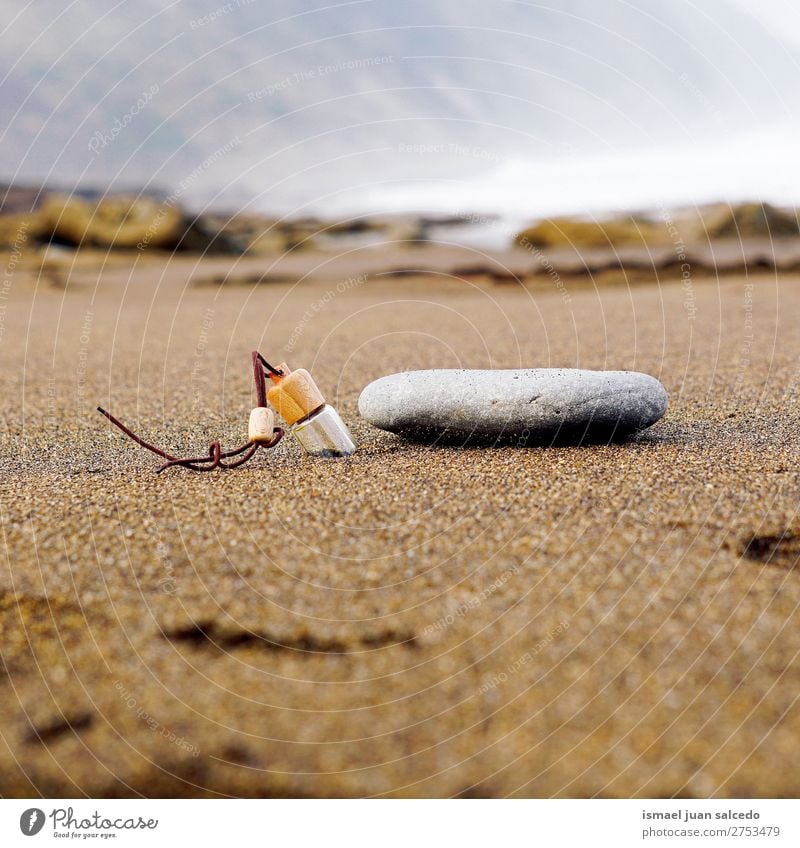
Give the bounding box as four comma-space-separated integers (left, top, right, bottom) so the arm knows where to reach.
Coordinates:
358, 369, 668, 443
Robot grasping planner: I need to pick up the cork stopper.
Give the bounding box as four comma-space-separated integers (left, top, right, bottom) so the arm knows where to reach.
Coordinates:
248, 407, 275, 444
267, 363, 326, 425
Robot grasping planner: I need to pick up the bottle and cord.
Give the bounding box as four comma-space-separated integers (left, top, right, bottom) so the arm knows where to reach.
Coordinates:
98, 350, 356, 472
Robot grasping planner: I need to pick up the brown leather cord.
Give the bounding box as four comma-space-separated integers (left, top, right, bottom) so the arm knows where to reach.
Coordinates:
251, 350, 283, 406
98, 350, 284, 472
254, 351, 284, 378
252, 351, 268, 408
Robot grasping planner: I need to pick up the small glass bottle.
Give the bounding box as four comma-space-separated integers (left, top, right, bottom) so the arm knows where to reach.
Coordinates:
267, 363, 356, 457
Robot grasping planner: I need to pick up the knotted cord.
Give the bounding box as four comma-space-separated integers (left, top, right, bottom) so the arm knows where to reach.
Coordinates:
98, 350, 283, 472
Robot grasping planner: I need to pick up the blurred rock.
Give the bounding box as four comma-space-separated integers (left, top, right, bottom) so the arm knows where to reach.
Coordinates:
0, 213, 43, 249
704, 202, 800, 240
516, 214, 666, 250
515, 202, 800, 253
37, 195, 184, 250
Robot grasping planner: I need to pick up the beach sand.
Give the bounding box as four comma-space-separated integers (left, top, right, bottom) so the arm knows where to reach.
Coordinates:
1, 250, 799, 797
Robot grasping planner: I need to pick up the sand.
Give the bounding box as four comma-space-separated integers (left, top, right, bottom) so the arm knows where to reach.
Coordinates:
1, 247, 799, 797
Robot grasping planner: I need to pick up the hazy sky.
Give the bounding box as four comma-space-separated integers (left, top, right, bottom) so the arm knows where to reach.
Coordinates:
3, 0, 799, 217
734, 0, 800, 46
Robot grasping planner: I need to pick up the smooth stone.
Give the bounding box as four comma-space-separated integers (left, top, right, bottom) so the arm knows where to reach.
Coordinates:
358, 369, 668, 443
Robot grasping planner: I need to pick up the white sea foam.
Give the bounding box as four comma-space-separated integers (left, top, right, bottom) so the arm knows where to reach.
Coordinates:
319, 122, 800, 226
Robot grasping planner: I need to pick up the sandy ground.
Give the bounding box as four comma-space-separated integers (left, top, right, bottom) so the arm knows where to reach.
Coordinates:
1, 246, 799, 798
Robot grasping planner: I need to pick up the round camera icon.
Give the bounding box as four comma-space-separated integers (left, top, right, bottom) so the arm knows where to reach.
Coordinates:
19, 809, 46, 836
